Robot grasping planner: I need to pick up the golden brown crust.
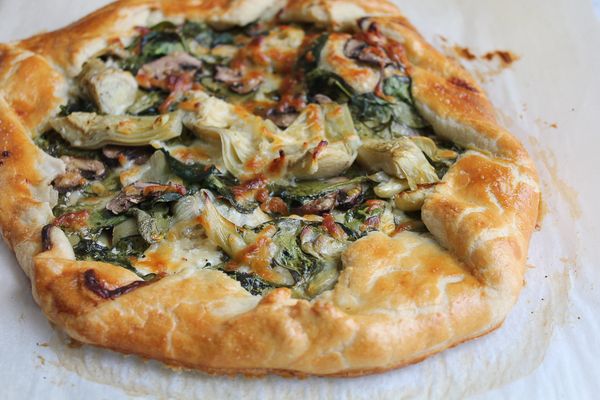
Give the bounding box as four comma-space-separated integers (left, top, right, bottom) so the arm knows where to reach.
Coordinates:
280, 0, 401, 28
0, 45, 65, 276
0, 0, 539, 377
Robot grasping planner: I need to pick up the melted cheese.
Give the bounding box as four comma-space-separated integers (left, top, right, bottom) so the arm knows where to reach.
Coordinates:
182, 90, 282, 179
183, 91, 361, 181
259, 26, 306, 73
215, 201, 271, 228
319, 33, 380, 94
134, 220, 225, 275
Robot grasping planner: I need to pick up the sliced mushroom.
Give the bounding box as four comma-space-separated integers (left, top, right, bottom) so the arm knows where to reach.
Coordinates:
336, 183, 365, 210
293, 192, 338, 215
231, 73, 263, 95
78, 59, 138, 115
344, 38, 392, 68
343, 39, 368, 59
60, 156, 106, 179
319, 33, 381, 94
53, 170, 87, 191
53, 156, 106, 191
313, 94, 333, 104
282, 177, 367, 215
357, 17, 376, 32
292, 185, 364, 215
50, 111, 183, 149
266, 111, 299, 129
106, 182, 187, 215
140, 52, 202, 82
106, 185, 146, 215
83, 269, 149, 300
214, 66, 263, 95
214, 65, 242, 84
102, 146, 153, 166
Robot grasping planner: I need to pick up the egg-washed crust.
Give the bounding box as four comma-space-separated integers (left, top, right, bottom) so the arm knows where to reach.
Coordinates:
0, 0, 539, 377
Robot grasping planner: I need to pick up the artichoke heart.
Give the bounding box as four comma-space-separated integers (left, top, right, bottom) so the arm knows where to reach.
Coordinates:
182, 90, 239, 143
219, 125, 279, 179
120, 150, 172, 187
394, 184, 439, 212
410, 136, 458, 165
183, 91, 360, 180
197, 191, 248, 258
78, 59, 138, 115
183, 91, 281, 178
197, 192, 294, 286
50, 111, 183, 149
282, 103, 361, 180
358, 137, 439, 190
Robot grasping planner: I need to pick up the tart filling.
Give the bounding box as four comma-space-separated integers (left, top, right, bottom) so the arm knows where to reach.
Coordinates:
37, 18, 462, 299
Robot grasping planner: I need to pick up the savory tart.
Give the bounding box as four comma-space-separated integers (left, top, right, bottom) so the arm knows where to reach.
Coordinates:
0, 0, 540, 377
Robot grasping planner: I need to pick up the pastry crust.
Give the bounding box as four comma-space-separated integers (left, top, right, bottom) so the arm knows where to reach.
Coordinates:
0, 0, 540, 376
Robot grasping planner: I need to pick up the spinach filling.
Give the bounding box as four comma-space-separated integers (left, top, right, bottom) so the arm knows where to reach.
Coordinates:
36, 18, 463, 298
302, 57, 429, 139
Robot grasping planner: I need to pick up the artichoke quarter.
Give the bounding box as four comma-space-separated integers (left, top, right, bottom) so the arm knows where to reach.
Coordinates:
50, 111, 183, 149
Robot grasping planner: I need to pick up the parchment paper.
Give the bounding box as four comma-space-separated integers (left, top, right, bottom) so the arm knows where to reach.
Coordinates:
0, 0, 598, 398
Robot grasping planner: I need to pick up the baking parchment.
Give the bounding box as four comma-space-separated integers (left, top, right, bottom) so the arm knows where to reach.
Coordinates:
0, 0, 598, 398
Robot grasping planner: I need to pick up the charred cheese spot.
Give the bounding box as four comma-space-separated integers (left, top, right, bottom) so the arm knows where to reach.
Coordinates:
259, 25, 306, 73
232, 235, 279, 281
448, 76, 479, 93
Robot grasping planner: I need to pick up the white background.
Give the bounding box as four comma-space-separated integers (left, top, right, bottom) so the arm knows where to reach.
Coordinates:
0, 0, 598, 399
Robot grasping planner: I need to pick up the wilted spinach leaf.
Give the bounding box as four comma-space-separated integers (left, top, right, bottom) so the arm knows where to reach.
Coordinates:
305, 69, 353, 101
343, 201, 387, 239
225, 271, 273, 296
181, 21, 235, 47
35, 132, 101, 160
382, 75, 412, 103
350, 77, 429, 137
162, 149, 215, 183
204, 174, 259, 214
212, 31, 235, 47
303, 36, 429, 139
87, 209, 129, 231
181, 21, 213, 46
162, 150, 258, 213
121, 23, 187, 73
270, 219, 316, 283
297, 33, 329, 72
59, 97, 97, 116
128, 91, 165, 116
74, 236, 148, 269
279, 177, 367, 203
